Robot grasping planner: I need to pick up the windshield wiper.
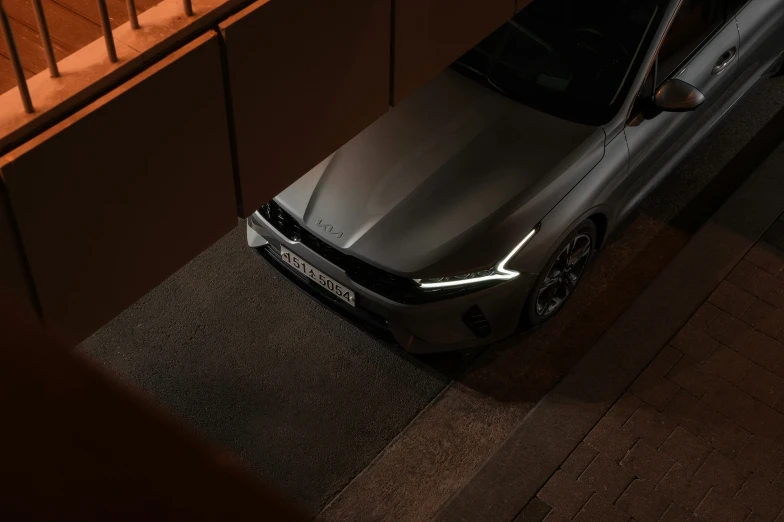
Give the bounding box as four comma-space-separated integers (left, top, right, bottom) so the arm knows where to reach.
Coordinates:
452, 61, 511, 98
508, 20, 553, 52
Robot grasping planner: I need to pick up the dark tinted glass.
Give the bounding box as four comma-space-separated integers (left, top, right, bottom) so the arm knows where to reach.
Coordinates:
657, 0, 723, 80
726, 0, 749, 16
451, 0, 665, 125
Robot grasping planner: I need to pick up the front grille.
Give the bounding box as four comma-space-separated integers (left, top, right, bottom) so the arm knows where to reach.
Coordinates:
258, 200, 474, 304
462, 305, 492, 338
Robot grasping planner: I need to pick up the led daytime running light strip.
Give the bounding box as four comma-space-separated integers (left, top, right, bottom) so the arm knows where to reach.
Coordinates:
416, 226, 539, 289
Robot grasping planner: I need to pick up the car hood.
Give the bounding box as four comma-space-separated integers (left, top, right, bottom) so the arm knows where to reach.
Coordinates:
275, 69, 604, 276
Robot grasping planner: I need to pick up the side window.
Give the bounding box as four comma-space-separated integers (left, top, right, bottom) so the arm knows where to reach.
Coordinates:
657, 0, 724, 80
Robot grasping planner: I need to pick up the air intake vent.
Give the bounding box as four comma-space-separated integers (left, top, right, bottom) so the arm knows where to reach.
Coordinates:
462, 305, 491, 338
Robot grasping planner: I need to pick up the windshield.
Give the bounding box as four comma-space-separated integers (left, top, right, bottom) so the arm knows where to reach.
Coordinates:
451, 0, 665, 125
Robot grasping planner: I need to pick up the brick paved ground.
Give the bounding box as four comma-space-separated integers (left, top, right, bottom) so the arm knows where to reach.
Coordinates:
518, 215, 784, 522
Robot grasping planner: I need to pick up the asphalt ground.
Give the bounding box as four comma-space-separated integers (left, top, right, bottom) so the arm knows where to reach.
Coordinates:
81, 76, 784, 517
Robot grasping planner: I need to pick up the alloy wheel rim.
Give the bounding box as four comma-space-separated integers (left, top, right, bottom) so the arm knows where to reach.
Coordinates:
535, 233, 592, 317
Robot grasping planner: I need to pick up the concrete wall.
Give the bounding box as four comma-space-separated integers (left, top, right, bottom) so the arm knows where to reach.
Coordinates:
0, 32, 236, 344
0, 190, 36, 322
0, 0, 519, 344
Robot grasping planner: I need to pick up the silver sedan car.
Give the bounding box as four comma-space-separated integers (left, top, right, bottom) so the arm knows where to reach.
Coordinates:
248, 0, 784, 353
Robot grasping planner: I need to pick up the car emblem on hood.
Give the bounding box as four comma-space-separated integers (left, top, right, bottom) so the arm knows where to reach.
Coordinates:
315, 219, 343, 239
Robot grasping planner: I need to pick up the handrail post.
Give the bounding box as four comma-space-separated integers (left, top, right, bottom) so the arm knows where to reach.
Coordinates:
126, 0, 139, 29
0, 0, 34, 113
96, 0, 118, 62
32, 0, 59, 77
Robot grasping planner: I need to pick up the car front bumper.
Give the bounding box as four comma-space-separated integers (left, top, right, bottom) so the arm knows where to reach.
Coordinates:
247, 213, 537, 353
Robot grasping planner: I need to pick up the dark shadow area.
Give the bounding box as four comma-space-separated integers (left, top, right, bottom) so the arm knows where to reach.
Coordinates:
0, 297, 309, 522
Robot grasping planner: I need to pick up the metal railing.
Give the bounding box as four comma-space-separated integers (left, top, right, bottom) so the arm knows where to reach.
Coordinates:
0, 0, 195, 114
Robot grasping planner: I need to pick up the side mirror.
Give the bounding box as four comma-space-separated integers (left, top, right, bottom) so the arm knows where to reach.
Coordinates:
654, 79, 705, 112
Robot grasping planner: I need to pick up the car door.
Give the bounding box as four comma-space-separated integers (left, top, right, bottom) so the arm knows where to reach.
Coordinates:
620, 0, 739, 217
730, 0, 784, 103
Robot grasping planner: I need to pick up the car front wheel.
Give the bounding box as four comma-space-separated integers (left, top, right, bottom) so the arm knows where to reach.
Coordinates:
522, 219, 596, 328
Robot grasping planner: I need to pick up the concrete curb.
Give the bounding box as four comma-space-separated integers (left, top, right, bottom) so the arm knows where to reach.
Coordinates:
433, 142, 784, 522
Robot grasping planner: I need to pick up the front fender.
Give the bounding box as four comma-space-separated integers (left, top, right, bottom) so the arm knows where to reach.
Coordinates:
507, 131, 629, 276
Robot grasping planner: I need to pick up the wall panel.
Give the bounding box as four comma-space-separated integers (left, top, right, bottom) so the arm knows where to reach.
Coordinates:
0, 32, 236, 345
0, 190, 36, 322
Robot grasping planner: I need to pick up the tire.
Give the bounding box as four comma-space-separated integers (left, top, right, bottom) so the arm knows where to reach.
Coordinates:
522, 219, 597, 328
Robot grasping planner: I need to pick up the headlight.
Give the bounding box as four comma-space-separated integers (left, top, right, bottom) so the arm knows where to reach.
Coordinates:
414, 226, 539, 289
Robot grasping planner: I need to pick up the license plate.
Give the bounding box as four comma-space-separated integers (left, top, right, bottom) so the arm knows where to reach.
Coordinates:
280, 247, 355, 306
